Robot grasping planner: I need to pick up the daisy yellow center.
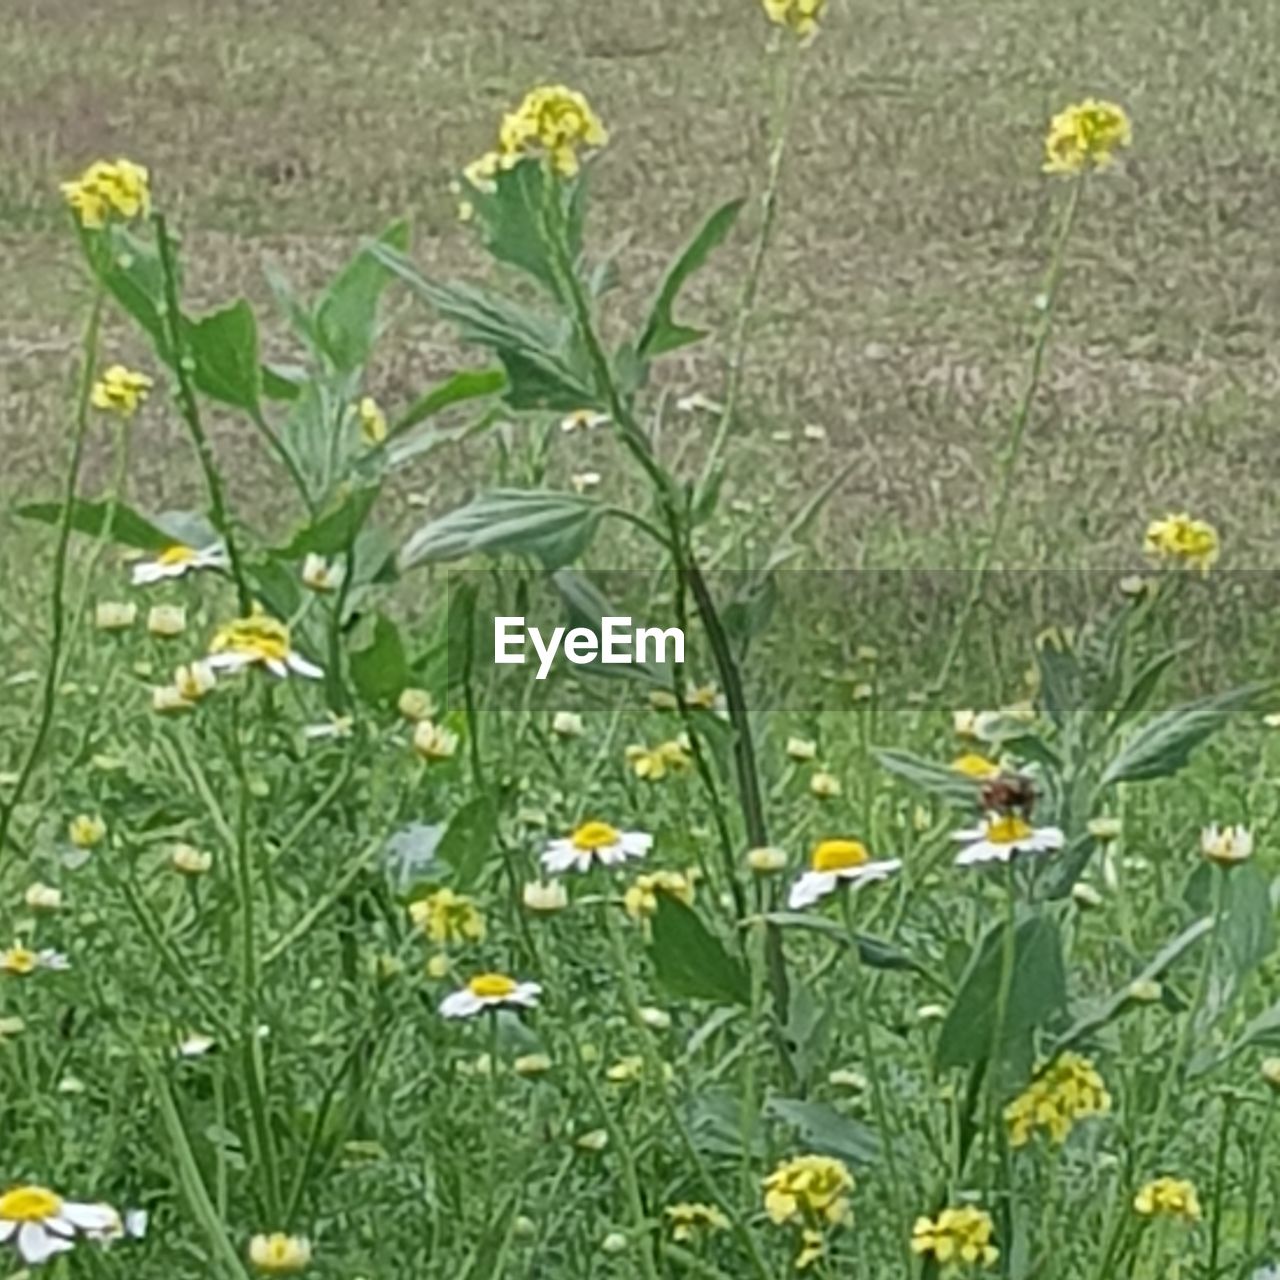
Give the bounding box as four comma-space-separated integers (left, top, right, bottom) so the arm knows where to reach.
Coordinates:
157, 544, 198, 566
212, 614, 291, 663
468, 973, 517, 999
987, 815, 1033, 844
2, 946, 36, 975
0, 1185, 63, 1221
811, 840, 869, 872
571, 821, 621, 852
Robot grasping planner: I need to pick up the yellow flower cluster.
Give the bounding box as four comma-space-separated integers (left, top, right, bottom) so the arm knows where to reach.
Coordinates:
763, 1153, 853, 1228
665, 1202, 729, 1242
911, 1206, 998, 1268
1144, 513, 1220, 572
762, 0, 826, 38
409, 888, 486, 945
466, 85, 608, 189
1133, 1176, 1201, 1223
623, 870, 696, 920
1043, 99, 1132, 175
1004, 1052, 1111, 1147
625, 737, 691, 781
91, 365, 153, 417
60, 158, 151, 229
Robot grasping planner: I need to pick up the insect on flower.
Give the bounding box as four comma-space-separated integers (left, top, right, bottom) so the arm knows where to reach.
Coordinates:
953, 814, 1064, 868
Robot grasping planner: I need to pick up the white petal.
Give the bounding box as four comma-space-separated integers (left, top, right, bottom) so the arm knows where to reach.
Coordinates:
131, 564, 163, 586
439, 990, 483, 1019
206, 653, 252, 673
287, 653, 324, 680
788, 872, 837, 909
596, 845, 627, 867
62, 1202, 120, 1232
840, 859, 903, 887
951, 826, 986, 843
511, 982, 542, 1007
955, 841, 1011, 867
620, 832, 654, 857
541, 844, 578, 874
0, 1221, 16, 1242
1034, 827, 1065, 851
124, 1210, 149, 1239
18, 1222, 73, 1264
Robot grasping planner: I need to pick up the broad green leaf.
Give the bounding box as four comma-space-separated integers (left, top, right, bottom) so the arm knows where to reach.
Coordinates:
649, 896, 749, 1006
262, 362, 307, 402
1099, 685, 1262, 787
391, 368, 506, 436
436, 795, 495, 890
87, 225, 169, 355
16, 498, 172, 552
638, 198, 745, 359
349, 614, 410, 707
278, 487, 380, 559
937, 915, 1066, 1076
370, 245, 596, 411
875, 748, 980, 807
401, 490, 604, 570
763, 1096, 880, 1167
1108, 647, 1186, 733
317, 220, 411, 372
187, 300, 261, 413
1222, 863, 1276, 980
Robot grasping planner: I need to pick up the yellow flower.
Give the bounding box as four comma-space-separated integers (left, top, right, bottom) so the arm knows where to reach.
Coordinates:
1133, 1177, 1201, 1223
952, 754, 1001, 780
763, 1153, 853, 1228
786, 737, 818, 761
522, 880, 569, 913
1043, 99, 1132, 175
515, 1053, 553, 1077
665, 1202, 729, 1243
497, 85, 608, 177
248, 1232, 312, 1274
61, 158, 151, 228
624, 870, 696, 920
358, 397, 388, 446
1004, 1053, 1111, 1147
810, 771, 841, 799
1143, 513, 1219, 572
413, 720, 459, 762
208, 608, 323, 680
762, 0, 826, 39
1, 943, 69, 976
69, 815, 106, 849
1261, 1058, 1280, 1092
24, 883, 62, 912
1128, 978, 1163, 1003
747, 846, 788, 874
408, 888, 486, 944
625, 738, 692, 781
91, 365, 153, 416
174, 660, 218, 702
911, 1205, 999, 1268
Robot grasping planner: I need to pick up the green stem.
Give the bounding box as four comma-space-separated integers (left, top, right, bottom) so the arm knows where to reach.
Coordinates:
1243, 1096, 1276, 1265
153, 213, 252, 612
934, 174, 1086, 693
0, 287, 103, 863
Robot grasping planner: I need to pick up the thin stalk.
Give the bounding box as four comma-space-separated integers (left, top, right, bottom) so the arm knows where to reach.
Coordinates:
1243, 1096, 1276, 1265
934, 174, 1086, 693
0, 288, 103, 862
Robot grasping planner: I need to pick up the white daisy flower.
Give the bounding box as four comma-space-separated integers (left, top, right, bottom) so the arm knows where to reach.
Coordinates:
788, 839, 902, 909
953, 814, 1065, 867
0, 944, 69, 976
176, 1031, 217, 1058
1201, 823, 1253, 868
132, 542, 229, 586
675, 392, 724, 415
206, 608, 322, 680
0, 1184, 119, 1265
301, 554, 343, 593
542, 821, 652, 875
439, 972, 542, 1019
560, 409, 609, 434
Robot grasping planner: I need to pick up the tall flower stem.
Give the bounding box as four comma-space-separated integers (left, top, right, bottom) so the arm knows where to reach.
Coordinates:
934, 174, 1085, 694
0, 286, 103, 864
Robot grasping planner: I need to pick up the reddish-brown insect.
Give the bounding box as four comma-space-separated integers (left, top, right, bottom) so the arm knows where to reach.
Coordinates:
980, 773, 1038, 818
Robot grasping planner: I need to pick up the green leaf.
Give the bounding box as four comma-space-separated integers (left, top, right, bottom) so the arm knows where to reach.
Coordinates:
400, 490, 604, 570
761, 913, 944, 984
349, 615, 410, 707
937, 915, 1067, 1077
262, 362, 307, 402
370, 246, 596, 411
87, 225, 170, 355
1034, 631, 1080, 733
391, 368, 507, 436
649, 896, 749, 1006
548, 569, 671, 686
875, 748, 979, 807
278, 487, 380, 559
638, 198, 745, 359
1099, 685, 1262, 787
763, 1097, 880, 1168
187, 300, 261, 413
436, 795, 495, 890
1222, 863, 1276, 981
1109, 647, 1187, 735
16, 498, 173, 552
317, 220, 411, 372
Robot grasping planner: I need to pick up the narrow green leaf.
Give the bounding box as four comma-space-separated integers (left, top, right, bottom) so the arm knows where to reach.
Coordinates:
875, 748, 980, 807
763, 1096, 880, 1167
317, 220, 411, 372
391, 368, 507, 436
278, 487, 381, 559
638, 198, 745, 359
16, 498, 172, 552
